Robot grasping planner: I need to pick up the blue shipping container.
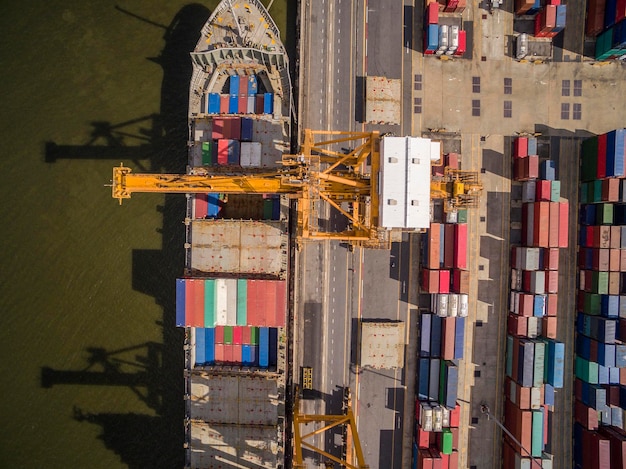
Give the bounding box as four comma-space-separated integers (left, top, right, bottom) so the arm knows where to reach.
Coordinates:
208, 93, 220, 114
527, 137, 538, 155
598, 365, 610, 384
227, 140, 240, 165
207, 194, 221, 218
615, 344, 626, 367
195, 328, 206, 365
607, 129, 626, 177
577, 334, 591, 360
554, 5, 566, 32
605, 0, 617, 28
250, 345, 258, 365
421, 314, 432, 357
263, 93, 273, 114
610, 366, 620, 384
272, 198, 281, 220
269, 327, 278, 366
580, 205, 596, 226
242, 344, 251, 365
544, 383, 555, 406
540, 160, 556, 181
241, 117, 253, 142
229, 94, 239, 114
247, 75, 258, 95
418, 358, 430, 400
453, 317, 465, 360
431, 316, 442, 358
205, 327, 215, 364
428, 358, 440, 401
533, 295, 546, 317
426, 24, 439, 51
598, 343, 616, 367
229, 75, 240, 95
259, 327, 269, 367
176, 278, 186, 327
519, 340, 535, 388
443, 361, 458, 409
547, 339, 565, 388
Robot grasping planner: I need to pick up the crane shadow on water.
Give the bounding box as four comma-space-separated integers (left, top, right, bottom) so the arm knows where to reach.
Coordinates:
40, 4, 210, 468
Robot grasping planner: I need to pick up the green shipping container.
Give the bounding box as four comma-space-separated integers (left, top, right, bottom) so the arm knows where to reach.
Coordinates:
204, 279, 216, 327
250, 326, 259, 345
457, 209, 468, 223
224, 325, 233, 344
533, 341, 545, 388
581, 137, 598, 182
592, 180, 603, 203
237, 279, 247, 325
584, 293, 601, 316
440, 429, 453, 455
531, 410, 543, 457
592, 271, 609, 295
550, 180, 561, 202
597, 203, 614, 225
202, 141, 213, 165
506, 335, 513, 378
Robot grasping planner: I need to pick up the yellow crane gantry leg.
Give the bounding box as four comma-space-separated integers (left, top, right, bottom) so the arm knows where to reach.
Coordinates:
293, 389, 369, 469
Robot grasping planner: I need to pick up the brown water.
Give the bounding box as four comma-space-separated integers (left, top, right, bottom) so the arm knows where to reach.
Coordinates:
0, 1, 294, 467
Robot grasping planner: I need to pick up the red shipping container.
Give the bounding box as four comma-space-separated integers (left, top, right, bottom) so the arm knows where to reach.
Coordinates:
418, 448, 435, 469
534, 202, 550, 248
541, 5, 557, 32
529, 155, 539, 179
598, 133, 608, 179
611, 226, 622, 249
621, 367, 626, 385
426, 1, 439, 24
233, 326, 243, 345
618, 0, 626, 21
444, 0, 458, 11
508, 313, 528, 337
214, 343, 225, 362
444, 224, 455, 268
545, 270, 558, 293
194, 194, 207, 219
238, 95, 247, 114
534, 11, 546, 37
514, 137, 528, 158
446, 153, 459, 169
548, 202, 559, 248
454, 30, 466, 55
558, 202, 569, 248
546, 294, 558, 316
215, 325, 225, 344
448, 450, 459, 469
428, 223, 442, 270
450, 404, 460, 427
442, 317, 456, 359
586, 0, 606, 36
212, 117, 225, 139
224, 344, 233, 362
522, 271, 532, 292
417, 425, 430, 448
536, 180, 552, 201
542, 316, 557, 339
454, 223, 468, 269
233, 344, 242, 363
189, 279, 205, 327
255, 94, 264, 114
439, 270, 450, 293
217, 139, 229, 165
454, 0, 466, 12
606, 385, 620, 406
242, 326, 251, 344
584, 226, 593, 248
544, 248, 559, 270
452, 269, 469, 293
422, 269, 440, 293
590, 339, 598, 362
519, 293, 534, 317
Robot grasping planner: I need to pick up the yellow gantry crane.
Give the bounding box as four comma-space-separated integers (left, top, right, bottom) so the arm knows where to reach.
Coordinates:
111, 129, 482, 247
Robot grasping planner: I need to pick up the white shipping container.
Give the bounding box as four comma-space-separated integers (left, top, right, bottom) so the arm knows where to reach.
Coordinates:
446, 211, 458, 223
240, 141, 262, 167
527, 317, 539, 338
215, 278, 228, 325
515, 453, 532, 469
247, 96, 255, 114
521, 247, 541, 271
511, 269, 518, 290
433, 405, 443, 432
522, 181, 536, 203
530, 271, 546, 294
530, 387, 541, 409
437, 294, 449, 318
226, 278, 238, 325
579, 272, 586, 291
421, 404, 433, 431
459, 294, 469, 317
449, 294, 459, 317
510, 291, 516, 313
442, 407, 450, 427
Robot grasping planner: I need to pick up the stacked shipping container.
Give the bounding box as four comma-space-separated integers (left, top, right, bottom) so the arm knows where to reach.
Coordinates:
574, 129, 626, 468
415, 193, 471, 467
503, 136, 569, 466
422, 2, 466, 57
192, 325, 279, 368
588, 0, 626, 60
175, 278, 287, 328
514, 1, 567, 38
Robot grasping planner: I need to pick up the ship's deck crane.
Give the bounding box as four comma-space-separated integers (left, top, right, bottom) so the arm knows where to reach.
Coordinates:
111, 130, 483, 247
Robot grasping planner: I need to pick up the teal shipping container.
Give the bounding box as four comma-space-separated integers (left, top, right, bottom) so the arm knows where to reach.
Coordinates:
550, 180, 560, 202
205, 327, 215, 364
506, 335, 514, 378
592, 180, 602, 203
236, 279, 247, 325
531, 410, 544, 457
580, 183, 588, 204
204, 279, 216, 327
576, 355, 599, 384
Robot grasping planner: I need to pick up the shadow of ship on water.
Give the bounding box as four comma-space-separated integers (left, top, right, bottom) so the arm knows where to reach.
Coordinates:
41, 4, 210, 468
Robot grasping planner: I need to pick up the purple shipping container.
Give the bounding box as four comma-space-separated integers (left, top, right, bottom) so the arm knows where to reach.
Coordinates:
431, 315, 442, 358
176, 278, 186, 327
453, 317, 465, 359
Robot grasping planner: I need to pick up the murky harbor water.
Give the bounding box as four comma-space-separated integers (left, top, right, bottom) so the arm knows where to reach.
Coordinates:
0, 2, 292, 467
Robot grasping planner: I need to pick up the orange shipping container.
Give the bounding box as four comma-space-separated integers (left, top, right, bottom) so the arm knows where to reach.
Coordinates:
546, 294, 558, 316
428, 223, 441, 270
542, 316, 557, 339
611, 226, 622, 249
442, 317, 456, 360
544, 248, 559, 270
621, 250, 626, 271
545, 270, 559, 293
533, 202, 550, 248
548, 202, 559, 248
609, 272, 621, 295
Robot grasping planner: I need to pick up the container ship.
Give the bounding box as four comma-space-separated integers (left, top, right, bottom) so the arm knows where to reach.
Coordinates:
176, 1, 292, 467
